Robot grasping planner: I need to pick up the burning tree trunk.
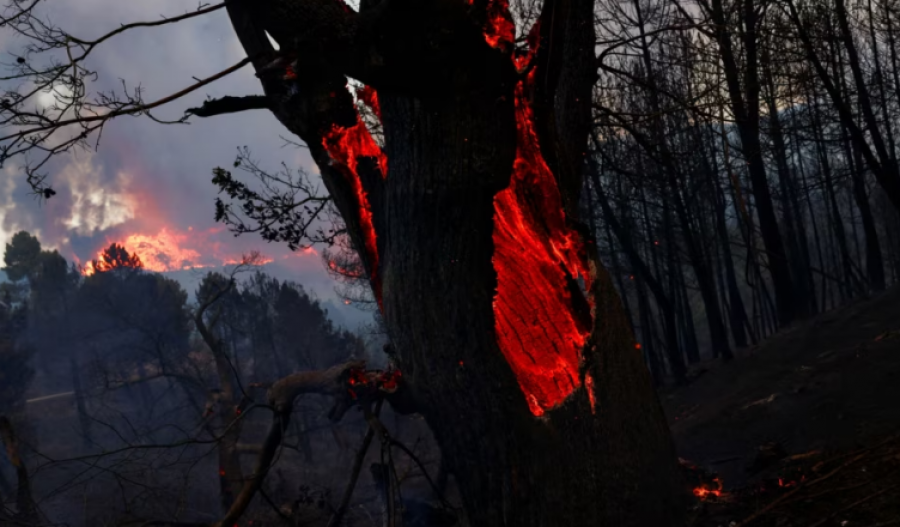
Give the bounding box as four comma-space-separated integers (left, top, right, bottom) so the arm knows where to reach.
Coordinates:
196, 0, 689, 524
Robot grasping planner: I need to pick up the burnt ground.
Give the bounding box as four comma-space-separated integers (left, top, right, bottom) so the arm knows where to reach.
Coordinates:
663, 285, 900, 526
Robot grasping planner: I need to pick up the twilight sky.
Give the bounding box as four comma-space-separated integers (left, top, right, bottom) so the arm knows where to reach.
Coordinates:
0, 1, 368, 324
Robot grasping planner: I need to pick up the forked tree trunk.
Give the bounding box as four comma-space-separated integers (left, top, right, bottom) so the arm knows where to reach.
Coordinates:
216, 0, 688, 524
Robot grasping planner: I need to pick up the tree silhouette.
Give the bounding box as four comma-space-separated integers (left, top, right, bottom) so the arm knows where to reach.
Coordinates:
88, 243, 145, 274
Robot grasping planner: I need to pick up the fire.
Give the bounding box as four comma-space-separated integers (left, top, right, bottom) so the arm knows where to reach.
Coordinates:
486, 6, 593, 416
693, 476, 725, 500
327, 259, 365, 279
116, 229, 203, 272
483, 0, 515, 50
467, 0, 516, 50
355, 85, 381, 121
585, 373, 597, 413
83, 243, 144, 275
80, 227, 275, 276
322, 87, 387, 306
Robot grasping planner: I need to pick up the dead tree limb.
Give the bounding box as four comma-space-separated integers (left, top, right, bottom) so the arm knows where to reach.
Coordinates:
186, 95, 271, 118
328, 398, 384, 527
214, 360, 366, 527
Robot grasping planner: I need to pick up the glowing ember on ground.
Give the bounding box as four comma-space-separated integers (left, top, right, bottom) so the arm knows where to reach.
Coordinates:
486, 3, 593, 416
693, 476, 726, 500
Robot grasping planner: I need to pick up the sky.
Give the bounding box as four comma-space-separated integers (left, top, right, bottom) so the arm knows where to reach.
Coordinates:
0, 1, 371, 327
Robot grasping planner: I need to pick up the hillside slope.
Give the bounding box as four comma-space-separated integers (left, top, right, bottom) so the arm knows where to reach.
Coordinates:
663, 286, 900, 490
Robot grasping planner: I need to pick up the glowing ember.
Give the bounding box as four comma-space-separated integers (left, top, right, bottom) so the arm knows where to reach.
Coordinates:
693, 477, 725, 500
379, 368, 402, 392
345, 367, 402, 399
328, 260, 365, 279
487, 9, 593, 416
322, 91, 387, 306
585, 373, 597, 414
355, 85, 381, 121
468, 0, 516, 49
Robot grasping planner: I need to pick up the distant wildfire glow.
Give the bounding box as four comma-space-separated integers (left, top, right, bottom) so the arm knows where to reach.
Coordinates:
77, 226, 299, 276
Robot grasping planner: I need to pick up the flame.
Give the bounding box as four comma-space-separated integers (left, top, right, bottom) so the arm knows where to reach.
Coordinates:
693, 476, 726, 500
355, 85, 381, 120
777, 474, 806, 488
322, 88, 387, 306
83, 243, 144, 275
486, 8, 592, 417
585, 372, 597, 414
468, 0, 516, 50
316, 9, 592, 417
327, 259, 365, 279
79, 227, 275, 276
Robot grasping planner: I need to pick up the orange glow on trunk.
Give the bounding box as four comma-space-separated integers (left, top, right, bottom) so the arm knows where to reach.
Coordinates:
585, 373, 597, 414
322, 91, 387, 305
487, 10, 593, 416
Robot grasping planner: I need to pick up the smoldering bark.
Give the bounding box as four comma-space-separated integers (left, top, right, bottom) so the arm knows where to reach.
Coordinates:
222, 0, 689, 525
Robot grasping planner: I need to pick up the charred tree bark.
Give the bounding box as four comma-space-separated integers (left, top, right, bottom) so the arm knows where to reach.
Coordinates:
214, 0, 689, 525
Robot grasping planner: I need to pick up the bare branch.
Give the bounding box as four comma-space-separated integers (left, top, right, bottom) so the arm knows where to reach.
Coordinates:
327, 399, 382, 527
215, 360, 365, 527
0, 57, 251, 144
67, 3, 226, 49
186, 95, 271, 118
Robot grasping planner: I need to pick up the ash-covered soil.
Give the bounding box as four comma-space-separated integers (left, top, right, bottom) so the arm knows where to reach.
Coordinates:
663, 286, 900, 526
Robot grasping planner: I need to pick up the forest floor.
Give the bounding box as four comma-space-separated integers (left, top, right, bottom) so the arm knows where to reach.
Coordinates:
662, 285, 900, 527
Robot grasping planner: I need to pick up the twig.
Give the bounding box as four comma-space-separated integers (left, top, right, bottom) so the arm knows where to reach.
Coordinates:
735, 442, 888, 527
0, 57, 252, 142
389, 439, 454, 510
186, 95, 271, 118
805, 483, 900, 527
328, 399, 384, 527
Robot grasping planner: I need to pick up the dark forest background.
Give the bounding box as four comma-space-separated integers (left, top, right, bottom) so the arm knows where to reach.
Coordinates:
4, 0, 900, 523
